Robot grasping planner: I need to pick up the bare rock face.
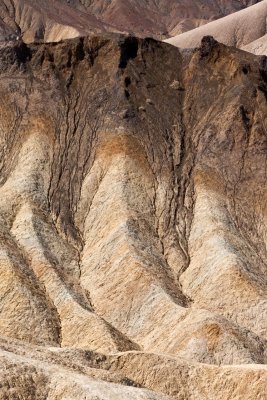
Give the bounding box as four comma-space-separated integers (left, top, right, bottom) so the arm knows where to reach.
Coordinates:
0, 34, 266, 398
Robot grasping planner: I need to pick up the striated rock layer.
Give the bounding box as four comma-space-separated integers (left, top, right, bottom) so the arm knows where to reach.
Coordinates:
0, 34, 266, 398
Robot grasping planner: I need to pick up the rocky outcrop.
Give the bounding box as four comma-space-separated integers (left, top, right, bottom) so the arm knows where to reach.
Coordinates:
0, 34, 266, 398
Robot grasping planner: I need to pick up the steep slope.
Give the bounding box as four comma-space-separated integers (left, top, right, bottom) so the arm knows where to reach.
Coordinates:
165, 0, 267, 55
0, 33, 266, 398
0, 0, 261, 42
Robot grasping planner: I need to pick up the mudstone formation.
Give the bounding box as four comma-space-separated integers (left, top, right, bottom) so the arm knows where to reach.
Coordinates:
0, 30, 266, 400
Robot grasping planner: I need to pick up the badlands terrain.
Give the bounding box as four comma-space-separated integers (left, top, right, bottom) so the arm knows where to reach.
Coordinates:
0, 1, 266, 400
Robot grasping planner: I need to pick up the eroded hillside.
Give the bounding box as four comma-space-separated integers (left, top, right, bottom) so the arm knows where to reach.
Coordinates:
0, 34, 266, 398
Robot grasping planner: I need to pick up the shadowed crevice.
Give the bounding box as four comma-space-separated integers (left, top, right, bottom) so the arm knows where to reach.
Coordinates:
119, 36, 138, 69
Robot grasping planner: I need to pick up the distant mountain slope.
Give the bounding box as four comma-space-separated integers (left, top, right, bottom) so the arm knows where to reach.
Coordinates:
67, 0, 262, 38
0, 0, 114, 43
0, 0, 261, 43
165, 0, 267, 55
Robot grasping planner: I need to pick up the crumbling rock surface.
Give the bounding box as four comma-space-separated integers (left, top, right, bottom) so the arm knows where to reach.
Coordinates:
0, 34, 266, 398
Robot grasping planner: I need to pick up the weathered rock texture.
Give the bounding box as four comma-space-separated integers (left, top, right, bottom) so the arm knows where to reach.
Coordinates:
0, 34, 266, 398
0, 0, 261, 42
166, 0, 267, 55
